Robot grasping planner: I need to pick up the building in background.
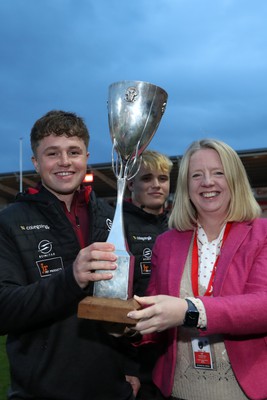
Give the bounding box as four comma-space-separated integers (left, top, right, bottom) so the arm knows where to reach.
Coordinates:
0, 149, 266, 216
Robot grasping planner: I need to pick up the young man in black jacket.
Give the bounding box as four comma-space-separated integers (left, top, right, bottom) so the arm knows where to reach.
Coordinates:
123, 150, 173, 400
0, 110, 138, 400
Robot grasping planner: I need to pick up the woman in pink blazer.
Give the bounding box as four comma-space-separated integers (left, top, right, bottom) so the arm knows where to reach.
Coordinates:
128, 139, 267, 400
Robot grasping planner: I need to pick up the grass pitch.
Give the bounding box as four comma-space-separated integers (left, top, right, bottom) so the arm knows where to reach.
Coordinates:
0, 336, 9, 399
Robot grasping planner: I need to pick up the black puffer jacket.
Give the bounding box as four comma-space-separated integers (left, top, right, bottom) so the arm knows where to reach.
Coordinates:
123, 200, 169, 296
0, 186, 135, 400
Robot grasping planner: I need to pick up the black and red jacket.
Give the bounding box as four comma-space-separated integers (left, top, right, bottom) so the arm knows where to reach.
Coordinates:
0, 186, 136, 400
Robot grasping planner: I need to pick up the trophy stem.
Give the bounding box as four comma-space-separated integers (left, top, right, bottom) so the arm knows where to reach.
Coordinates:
107, 177, 127, 249
93, 175, 130, 300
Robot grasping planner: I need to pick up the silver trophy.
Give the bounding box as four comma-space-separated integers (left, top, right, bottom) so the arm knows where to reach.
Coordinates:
93, 80, 168, 301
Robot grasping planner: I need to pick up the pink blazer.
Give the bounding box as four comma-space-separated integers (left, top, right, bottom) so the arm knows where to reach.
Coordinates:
145, 219, 267, 400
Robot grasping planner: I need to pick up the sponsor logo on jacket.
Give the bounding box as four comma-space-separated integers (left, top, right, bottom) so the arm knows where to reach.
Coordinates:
35, 239, 63, 277
36, 257, 63, 277
140, 262, 151, 274
132, 235, 152, 242
140, 247, 152, 275
106, 218, 112, 231
20, 224, 50, 231
37, 239, 55, 259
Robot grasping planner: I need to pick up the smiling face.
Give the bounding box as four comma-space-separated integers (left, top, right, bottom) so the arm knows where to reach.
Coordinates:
188, 148, 231, 224
128, 164, 170, 215
32, 134, 89, 206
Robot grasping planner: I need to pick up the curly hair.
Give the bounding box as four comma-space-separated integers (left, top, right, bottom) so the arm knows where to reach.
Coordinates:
30, 110, 89, 155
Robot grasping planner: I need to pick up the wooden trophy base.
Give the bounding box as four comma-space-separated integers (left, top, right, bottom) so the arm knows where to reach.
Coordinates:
78, 296, 140, 325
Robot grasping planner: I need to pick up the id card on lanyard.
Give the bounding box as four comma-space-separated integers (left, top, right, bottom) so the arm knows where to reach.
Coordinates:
191, 337, 214, 369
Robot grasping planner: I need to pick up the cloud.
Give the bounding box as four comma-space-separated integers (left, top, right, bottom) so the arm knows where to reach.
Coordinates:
0, 0, 266, 173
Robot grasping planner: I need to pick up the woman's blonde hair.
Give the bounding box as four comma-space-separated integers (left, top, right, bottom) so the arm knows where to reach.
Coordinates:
169, 139, 262, 231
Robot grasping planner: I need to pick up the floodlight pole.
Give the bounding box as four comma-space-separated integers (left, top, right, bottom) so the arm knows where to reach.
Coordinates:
19, 137, 23, 192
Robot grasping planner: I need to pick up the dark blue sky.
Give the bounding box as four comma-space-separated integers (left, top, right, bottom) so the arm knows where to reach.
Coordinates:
0, 0, 266, 173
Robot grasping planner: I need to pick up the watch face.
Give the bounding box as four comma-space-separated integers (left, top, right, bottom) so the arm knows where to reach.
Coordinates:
183, 299, 199, 327
185, 310, 199, 327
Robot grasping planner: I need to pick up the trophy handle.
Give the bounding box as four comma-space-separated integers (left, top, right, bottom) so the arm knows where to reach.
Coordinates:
111, 139, 142, 180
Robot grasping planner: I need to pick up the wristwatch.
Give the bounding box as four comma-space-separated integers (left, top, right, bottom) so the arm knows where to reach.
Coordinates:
183, 299, 199, 328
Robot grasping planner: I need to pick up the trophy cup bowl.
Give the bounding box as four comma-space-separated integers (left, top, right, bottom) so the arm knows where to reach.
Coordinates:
108, 80, 168, 160
78, 81, 168, 324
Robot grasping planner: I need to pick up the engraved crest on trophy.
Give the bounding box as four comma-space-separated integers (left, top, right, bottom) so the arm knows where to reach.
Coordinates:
78, 80, 168, 324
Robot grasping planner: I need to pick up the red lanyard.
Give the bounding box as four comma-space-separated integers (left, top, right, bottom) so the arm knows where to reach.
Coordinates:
191, 222, 232, 297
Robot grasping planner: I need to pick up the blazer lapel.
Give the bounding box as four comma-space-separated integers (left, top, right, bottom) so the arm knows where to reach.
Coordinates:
168, 230, 193, 296
213, 221, 252, 296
